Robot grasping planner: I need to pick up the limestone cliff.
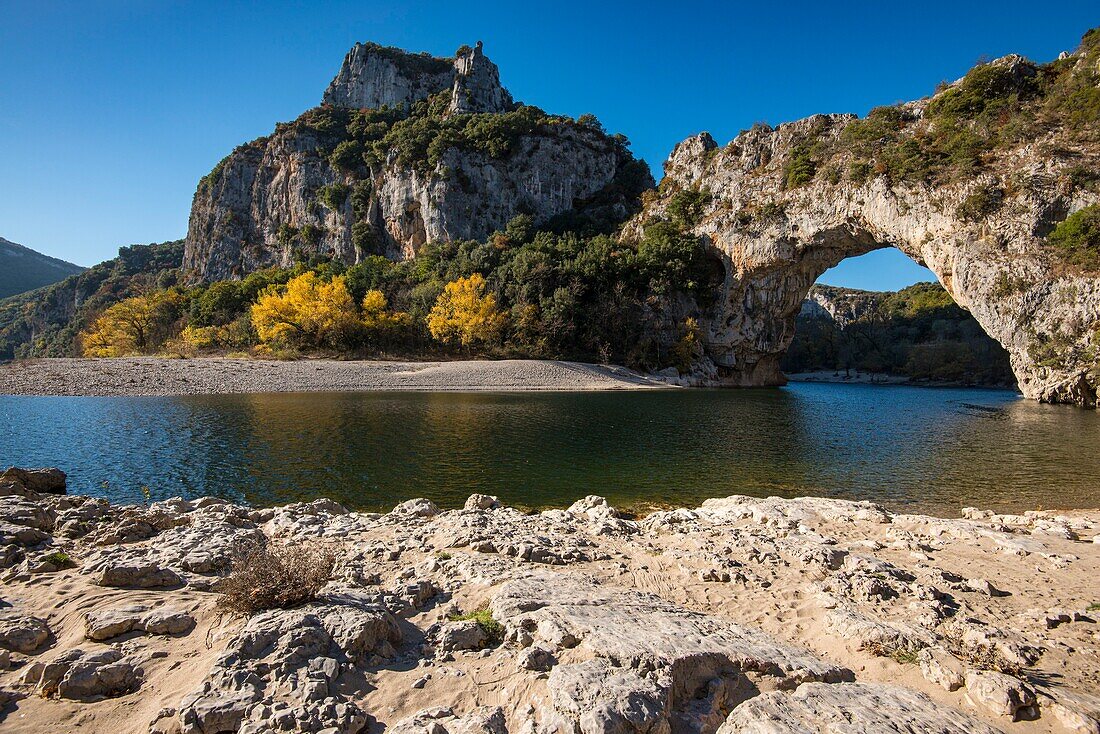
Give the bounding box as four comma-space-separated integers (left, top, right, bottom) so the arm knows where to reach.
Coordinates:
185, 42, 648, 281
801, 285, 879, 328
630, 35, 1100, 407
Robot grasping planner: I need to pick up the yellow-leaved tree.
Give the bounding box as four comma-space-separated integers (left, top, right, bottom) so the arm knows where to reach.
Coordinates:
427, 273, 506, 348
81, 291, 182, 357
360, 290, 412, 345
251, 272, 358, 349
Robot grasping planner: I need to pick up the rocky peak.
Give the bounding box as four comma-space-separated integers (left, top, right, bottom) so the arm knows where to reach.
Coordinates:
321, 42, 454, 110
802, 285, 880, 328
321, 40, 512, 115
449, 41, 513, 114
185, 40, 647, 281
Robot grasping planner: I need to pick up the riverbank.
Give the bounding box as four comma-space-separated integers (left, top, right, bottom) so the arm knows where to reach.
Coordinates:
2, 469, 1099, 732
787, 369, 1019, 391
0, 357, 672, 396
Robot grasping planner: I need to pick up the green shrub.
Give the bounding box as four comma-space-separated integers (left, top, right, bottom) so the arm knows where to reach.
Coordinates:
44, 551, 73, 568
351, 221, 382, 255
276, 223, 298, 247
328, 140, 364, 173
318, 183, 349, 211
299, 224, 324, 247
448, 608, 504, 645
1048, 204, 1100, 271
955, 186, 1004, 222
666, 189, 711, 227
927, 62, 1039, 122
783, 146, 817, 188
849, 160, 872, 184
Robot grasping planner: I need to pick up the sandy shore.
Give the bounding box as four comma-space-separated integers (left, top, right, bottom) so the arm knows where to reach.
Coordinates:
2, 470, 1098, 733
786, 370, 911, 385
0, 357, 673, 396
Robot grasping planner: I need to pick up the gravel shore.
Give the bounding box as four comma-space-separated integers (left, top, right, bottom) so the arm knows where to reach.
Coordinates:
0, 357, 672, 396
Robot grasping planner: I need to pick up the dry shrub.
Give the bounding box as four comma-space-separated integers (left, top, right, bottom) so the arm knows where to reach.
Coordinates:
217, 543, 337, 615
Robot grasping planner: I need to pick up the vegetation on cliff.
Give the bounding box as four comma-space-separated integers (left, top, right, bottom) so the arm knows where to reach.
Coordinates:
775, 29, 1100, 192
40, 208, 718, 370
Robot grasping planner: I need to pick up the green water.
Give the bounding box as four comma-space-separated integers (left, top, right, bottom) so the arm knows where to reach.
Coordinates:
2, 382, 1098, 516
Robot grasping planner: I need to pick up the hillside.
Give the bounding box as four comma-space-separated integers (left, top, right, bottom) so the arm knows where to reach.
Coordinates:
0, 238, 83, 299
1, 31, 1097, 406
184, 41, 652, 281
0, 241, 184, 359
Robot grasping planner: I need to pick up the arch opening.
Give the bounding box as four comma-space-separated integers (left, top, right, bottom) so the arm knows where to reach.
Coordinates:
778, 248, 1016, 388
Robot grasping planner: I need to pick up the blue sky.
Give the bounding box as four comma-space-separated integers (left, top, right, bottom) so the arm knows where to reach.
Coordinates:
1, 1, 1095, 291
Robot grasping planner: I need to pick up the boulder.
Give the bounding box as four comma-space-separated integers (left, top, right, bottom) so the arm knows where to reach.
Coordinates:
94, 560, 182, 588
0, 467, 66, 496
392, 498, 440, 518
547, 659, 669, 734
438, 620, 488, 652
84, 605, 195, 641
491, 573, 850, 732
0, 611, 50, 652
178, 598, 397, 734
389, 706, 507, 734
719, 682, 1004, 733
1045, 689, 1100, 734
464, 494, 500, 511
0, 496, 56, 531
30, 648, 142, 700
965, 669, 1037, 720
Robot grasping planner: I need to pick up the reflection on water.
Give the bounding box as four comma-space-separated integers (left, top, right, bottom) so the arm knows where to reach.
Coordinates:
2, 383, 1098, 516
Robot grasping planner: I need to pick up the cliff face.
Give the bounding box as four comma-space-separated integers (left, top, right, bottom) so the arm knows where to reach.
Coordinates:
184, 42, 644, 281
322, 41, 512, 114
631, 42, 1100, 407
801, 285, 879, 328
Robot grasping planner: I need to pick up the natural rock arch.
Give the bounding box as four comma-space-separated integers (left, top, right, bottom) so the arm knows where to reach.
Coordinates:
635, 120, 1100, 407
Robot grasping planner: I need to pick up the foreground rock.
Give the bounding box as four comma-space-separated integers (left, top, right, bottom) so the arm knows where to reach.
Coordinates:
2, 481, 1099, 733
720, 682, 1004, 733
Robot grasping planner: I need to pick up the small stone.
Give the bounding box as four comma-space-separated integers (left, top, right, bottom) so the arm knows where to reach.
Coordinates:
1045, 608, 1073, 629
464, 494, 500, 511
0, 612, 50, 653
967, 578, 1008, 597
917, 647, 965, 691
412, 675, 429, 689
437, 621, 488, 653
965, 670, 1037, 720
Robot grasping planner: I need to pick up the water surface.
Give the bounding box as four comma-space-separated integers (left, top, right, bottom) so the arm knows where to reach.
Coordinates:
2, 383, 1097, 516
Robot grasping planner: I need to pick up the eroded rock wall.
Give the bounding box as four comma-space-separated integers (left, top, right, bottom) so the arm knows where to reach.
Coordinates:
184, 42, 638, 280
634, 64, 1100, 406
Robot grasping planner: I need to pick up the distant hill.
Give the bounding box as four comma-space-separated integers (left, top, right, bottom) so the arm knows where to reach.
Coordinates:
0, 237, 85, 298
0, 240, 184, 359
